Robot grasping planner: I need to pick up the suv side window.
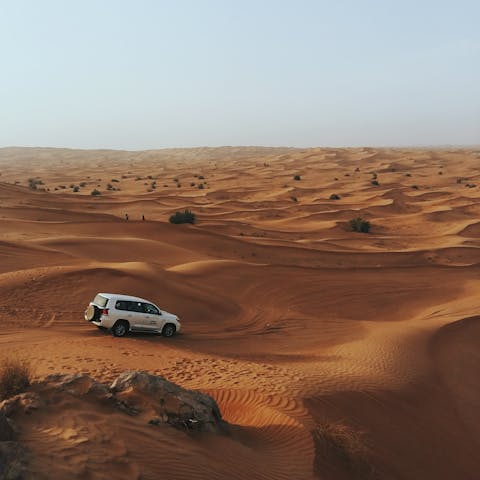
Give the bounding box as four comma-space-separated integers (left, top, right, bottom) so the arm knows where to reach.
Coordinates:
115, 300, 128, 311
143, 303, 159, 315
127, 301, 144, 313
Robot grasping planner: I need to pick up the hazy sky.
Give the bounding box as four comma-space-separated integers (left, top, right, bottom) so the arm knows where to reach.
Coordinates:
1, 0, 479, 149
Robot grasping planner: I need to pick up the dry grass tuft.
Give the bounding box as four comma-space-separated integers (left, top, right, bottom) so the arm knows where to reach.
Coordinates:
0, 357, 32, 400
312, 422, 376, 479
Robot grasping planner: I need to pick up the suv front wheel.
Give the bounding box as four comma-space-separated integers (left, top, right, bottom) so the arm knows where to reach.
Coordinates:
112, 320, 129, 337
162, 323, 176, 337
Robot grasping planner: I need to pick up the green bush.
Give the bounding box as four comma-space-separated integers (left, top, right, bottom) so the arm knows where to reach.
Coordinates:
294, 175, 301, 181
329, 194, 341, 200
73, 186, 80, 192
371, 180, 379, 186
91, 189, 101, 196
28, 178, 43, 190
169, 209, 196, 224
349, 217, 370, 233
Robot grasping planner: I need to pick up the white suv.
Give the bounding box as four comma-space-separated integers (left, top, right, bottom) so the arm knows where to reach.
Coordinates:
85, 293, 181, 337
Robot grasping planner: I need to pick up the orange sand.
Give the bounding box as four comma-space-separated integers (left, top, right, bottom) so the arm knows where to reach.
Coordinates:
1, 146, 480, 479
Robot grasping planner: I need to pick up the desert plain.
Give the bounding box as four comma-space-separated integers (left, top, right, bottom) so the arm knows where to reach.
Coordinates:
0, 146, 480, 479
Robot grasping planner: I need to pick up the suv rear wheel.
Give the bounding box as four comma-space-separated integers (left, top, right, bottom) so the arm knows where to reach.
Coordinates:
112, 320, 129, 337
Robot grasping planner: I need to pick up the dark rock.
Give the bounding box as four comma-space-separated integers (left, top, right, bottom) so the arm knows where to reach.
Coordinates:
0, 410, 13, 441
0, 392, 42, 417
111, 371, 227, 433
0, 442, 28, 480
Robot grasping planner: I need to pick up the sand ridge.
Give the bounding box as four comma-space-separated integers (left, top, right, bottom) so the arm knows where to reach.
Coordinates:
1, 146, 480, 479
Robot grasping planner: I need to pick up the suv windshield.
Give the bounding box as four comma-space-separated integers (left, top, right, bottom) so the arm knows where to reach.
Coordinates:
93, 294, 108, 307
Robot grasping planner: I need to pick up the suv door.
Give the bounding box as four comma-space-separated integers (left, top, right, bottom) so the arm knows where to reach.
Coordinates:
141, 302, 163, 331
126, 301, 150, 330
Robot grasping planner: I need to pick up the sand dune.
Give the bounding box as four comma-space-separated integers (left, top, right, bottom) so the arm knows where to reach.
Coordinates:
1, 146, 480, 479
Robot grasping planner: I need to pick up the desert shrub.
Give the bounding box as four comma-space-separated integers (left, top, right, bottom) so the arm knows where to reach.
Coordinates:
371, 172, 377, 179
350, 217, 370, 233
173, 177, 179, 183
0, 357, 32, 400
371, 180, 379, 186
355, 167, 360, 172
147, 175, 153, 179
107, 183, 113, 190
438, 171, 443, 175
291, 196, 298, 202
169, 209, 196, 224
91, 189, 101, 196
330, 194, 341, 200
334, 177, 338, 181
177, 183, 181, 188
456, 178, 462, 184
111, 178, 119, 182
312, 423, 375, 479
73, 186, 80, 192
121, 174, 128, 179
79, 182, 87, 187
294, 174, 301, 181
28, 178, 43, 190
135, 176, 142, 181
198, 175, 205, 180
198, 184, 204, 189
405, 173, 411, 177
411, 185, 419, 190
466, 183, 476, 188
190, 182, 196, 187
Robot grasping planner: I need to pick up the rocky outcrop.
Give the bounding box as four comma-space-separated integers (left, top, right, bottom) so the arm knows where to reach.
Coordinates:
0, 410, 27, 480
0, 442, 28, 480
0, 410, 13, 442
2, 372, 227, 435
111, 371, 226, 433
0, 371, 227, 477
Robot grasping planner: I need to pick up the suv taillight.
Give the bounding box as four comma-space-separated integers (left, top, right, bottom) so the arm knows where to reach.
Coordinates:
102, 308, 109, 315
